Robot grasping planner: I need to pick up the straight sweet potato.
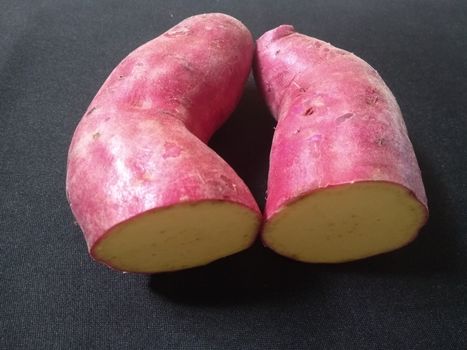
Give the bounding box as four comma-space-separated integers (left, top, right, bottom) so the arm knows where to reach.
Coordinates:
254, 25, 428, 262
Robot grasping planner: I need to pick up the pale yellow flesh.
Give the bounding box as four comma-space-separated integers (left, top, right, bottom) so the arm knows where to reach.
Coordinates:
93, 202, 259, 273
263, 182, 426, 263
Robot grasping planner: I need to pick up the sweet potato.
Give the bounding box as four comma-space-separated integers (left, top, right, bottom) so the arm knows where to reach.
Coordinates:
66, 13, 260, 273
254, 25, 428, 263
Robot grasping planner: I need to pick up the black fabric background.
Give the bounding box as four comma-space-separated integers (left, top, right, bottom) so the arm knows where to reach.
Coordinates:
1, 1, 466, 349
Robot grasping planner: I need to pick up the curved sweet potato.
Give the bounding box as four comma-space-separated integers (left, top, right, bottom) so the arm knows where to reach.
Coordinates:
66, 14, 260, 273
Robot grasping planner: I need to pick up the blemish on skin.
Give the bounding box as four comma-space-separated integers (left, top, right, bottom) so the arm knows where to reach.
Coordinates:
136, 62, 143, 67
162, 142, 182, 158
366, 95, 379, 105
336, 113, 353, 124
92, 132, 101, 140
303, 106, 314, 116
308, 134, 322, 142
141, 172, 153, 181
219, 174, 237, 192
219, 174, 230, 183
165, 26, 190, 37
365, 87, 379, 105
376, 138, 385, 146
86, 107, 97, 116
275, 49, 281, 55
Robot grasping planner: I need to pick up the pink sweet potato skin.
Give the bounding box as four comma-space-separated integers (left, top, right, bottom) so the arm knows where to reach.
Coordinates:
66, 14, 259, 253
254, 25, 428, 221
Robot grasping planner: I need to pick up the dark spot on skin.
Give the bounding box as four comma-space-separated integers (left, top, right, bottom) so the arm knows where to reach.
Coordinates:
119, 75, 124, 79
365, 87, 379, 105
366, 95, 379, 105
295, 129, 301, 134
136, 62, 143, 67
92, 132, 101, 140
159, 110, 178, 118
336, 113, 353, 124
376, 138, 385, 146
351, 214, 357, 218
304, 107, 314, 116
159, 230, 166, 234
105, 117, 110, 122
86, 107, 96, 116
299, 87, 307, 92
220, 174, 232, 185
275, 49, 280, 55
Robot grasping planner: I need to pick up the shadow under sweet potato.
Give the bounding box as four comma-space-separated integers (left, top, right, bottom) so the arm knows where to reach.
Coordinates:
149, 242, 316, 306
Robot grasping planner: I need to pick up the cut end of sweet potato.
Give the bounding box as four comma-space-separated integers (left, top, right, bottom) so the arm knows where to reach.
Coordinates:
92, 201, 260, 273
263, 181, 427, 263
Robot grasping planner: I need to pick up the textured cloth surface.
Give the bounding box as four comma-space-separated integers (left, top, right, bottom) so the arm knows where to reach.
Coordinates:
1, 1, 466, 349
